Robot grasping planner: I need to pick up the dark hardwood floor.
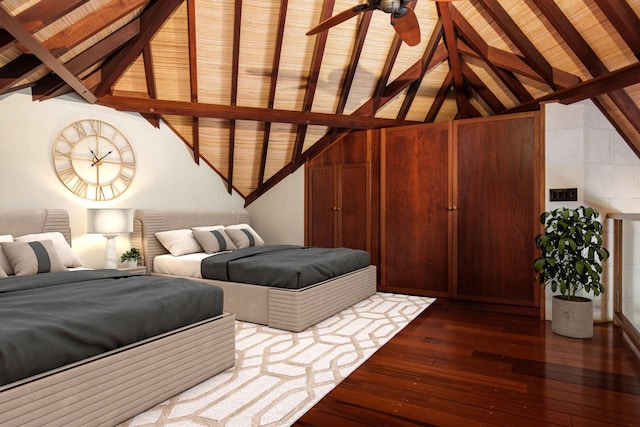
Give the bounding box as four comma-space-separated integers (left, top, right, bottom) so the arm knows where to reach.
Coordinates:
294, 299, 640, 426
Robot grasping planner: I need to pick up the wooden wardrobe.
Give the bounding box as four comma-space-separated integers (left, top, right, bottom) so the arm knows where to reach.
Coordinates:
306, 112, 543, 308
305, 130, 380, 268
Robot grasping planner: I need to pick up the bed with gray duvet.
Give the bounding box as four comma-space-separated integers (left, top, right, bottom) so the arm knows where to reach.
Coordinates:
0, 209, 235, 427
135, 209, 377, 333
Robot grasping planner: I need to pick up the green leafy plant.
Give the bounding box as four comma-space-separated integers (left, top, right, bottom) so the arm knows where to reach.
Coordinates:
120, 248, 142, 263
534, 206, 610, 300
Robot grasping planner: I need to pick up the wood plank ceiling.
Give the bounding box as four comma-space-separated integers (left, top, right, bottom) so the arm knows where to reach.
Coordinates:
1, 0, 639, 205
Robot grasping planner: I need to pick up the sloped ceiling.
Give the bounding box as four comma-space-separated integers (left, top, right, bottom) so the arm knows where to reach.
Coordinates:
1, 0, 639, 205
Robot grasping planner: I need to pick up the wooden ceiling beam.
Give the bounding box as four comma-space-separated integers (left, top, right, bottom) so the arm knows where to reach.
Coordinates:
449, 8, 532, 104
16, 0, 90, 33
425, 71, 453, 123
0, 54, 44, 93
397, 19, 444, 120
31, 20, 140, 100
371, 31, 404, 115
72, 20, 141, 75
504, 62, 640, 114
141, 45, 160, 127
336, 9, 372, 115
438, 2, 469, 118
0, 29, 17, 51
97, 95, 420, 129
291, 0, 335, 170
456, 40, 579, 89
183, 0, 198, 162
371, 0, 420, 115
592, 0, 640, 59
257, 0, 289, 193
226, 0, 243, 193
476, 0, 555, 88
42, 0, 147, 57
96, 0, 184, 97
461, 62, 505, 113
531, 0, 640, 136
0, 4, 96, 103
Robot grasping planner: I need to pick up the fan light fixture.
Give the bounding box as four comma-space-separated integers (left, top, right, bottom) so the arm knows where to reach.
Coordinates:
306, 0, 421, 46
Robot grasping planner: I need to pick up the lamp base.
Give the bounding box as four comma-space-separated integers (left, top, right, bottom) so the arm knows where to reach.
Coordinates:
104, 234, 118, 269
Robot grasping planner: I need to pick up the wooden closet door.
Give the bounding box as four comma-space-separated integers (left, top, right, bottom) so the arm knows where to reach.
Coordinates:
307, 165, 336, 248
380, 123, 451, 295
339, 163, 370, 251
454, 113, 541, 306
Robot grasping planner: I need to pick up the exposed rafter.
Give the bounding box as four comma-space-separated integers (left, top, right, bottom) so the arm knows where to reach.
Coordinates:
97, 95, 420, 128
0, 4, 96, 103
0, 0, 637, 204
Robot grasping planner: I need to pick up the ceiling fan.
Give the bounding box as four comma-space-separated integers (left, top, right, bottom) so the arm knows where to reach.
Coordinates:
306, 0, 421, 46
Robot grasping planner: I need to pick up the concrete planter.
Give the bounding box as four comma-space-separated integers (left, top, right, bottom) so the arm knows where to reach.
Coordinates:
551, 295, 593, 338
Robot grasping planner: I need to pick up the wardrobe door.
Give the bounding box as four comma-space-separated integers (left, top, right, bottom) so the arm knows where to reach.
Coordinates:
339, 163, 371, 251
307, 165, 336, 248
454, 113, 541, 306
380, 123, 451, 295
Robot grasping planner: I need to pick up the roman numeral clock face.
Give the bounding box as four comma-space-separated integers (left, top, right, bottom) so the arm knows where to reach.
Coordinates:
52, 119, 136, 201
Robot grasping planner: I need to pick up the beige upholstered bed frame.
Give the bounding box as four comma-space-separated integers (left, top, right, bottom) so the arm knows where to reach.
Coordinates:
0, 209, 235, 427
134, 209, 377, 332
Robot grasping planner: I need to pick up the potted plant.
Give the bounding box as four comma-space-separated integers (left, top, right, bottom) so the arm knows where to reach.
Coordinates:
120, 248, 142, 268
534, 205, 610, 338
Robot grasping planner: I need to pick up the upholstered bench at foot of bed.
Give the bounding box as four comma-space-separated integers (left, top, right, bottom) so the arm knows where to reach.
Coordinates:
268, 265, 377, 332
161, 265, 377, 332
0, 313, 235, 427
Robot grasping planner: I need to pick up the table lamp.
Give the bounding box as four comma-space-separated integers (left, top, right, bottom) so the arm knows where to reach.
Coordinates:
87, 208, 134, 268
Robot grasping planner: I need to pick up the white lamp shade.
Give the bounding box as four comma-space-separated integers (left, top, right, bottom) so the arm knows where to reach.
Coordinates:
87, 209, 134, 235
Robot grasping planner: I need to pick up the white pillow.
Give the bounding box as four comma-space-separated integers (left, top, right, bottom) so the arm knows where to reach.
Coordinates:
224, 224, 265, 249
0, 234, 14, 275
0, 265, 7, 278
15, 232, 83, 268
155, 229, 203, 256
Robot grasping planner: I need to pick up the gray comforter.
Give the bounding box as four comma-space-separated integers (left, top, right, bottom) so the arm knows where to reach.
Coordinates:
0, 269, 224, 387
201, 244, 370, 289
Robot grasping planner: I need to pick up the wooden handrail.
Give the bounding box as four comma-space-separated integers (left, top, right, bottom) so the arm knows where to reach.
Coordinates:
607, 213, 640, 356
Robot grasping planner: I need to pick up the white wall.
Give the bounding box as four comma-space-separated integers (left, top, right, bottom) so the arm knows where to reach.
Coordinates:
544, 100, 640, 321
246, 167, 305, 246
0, 89, 245, 268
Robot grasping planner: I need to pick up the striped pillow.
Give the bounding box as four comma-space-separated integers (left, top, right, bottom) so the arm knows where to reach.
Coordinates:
0, 240, 67, 276
193, 229, 236, 253
224, 224, 265, 249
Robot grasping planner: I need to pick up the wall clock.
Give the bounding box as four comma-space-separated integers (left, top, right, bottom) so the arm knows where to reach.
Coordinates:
52, 119, 136, 201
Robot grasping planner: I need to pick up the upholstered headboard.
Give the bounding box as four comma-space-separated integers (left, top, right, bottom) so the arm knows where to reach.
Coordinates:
134, 209, 250, 274
0, 209, 72, 244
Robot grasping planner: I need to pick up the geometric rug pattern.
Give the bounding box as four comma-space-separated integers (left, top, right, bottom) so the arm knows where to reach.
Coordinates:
121, 292, 435, 427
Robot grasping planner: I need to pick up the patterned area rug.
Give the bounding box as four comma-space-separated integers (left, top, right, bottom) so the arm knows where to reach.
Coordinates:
122, 292, 434, 427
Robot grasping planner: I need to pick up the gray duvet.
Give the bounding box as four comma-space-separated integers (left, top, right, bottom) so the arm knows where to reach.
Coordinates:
0, 269, 224, 387
200, 244, 370, 289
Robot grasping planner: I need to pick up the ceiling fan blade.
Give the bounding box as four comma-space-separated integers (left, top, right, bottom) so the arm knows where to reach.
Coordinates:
306, 4, 371, 36
392, 7, 420, 46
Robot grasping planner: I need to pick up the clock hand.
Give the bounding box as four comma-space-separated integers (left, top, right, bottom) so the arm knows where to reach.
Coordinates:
91, 150, 113, 166
98, 150, 113, 161
89, 148, 99, 165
